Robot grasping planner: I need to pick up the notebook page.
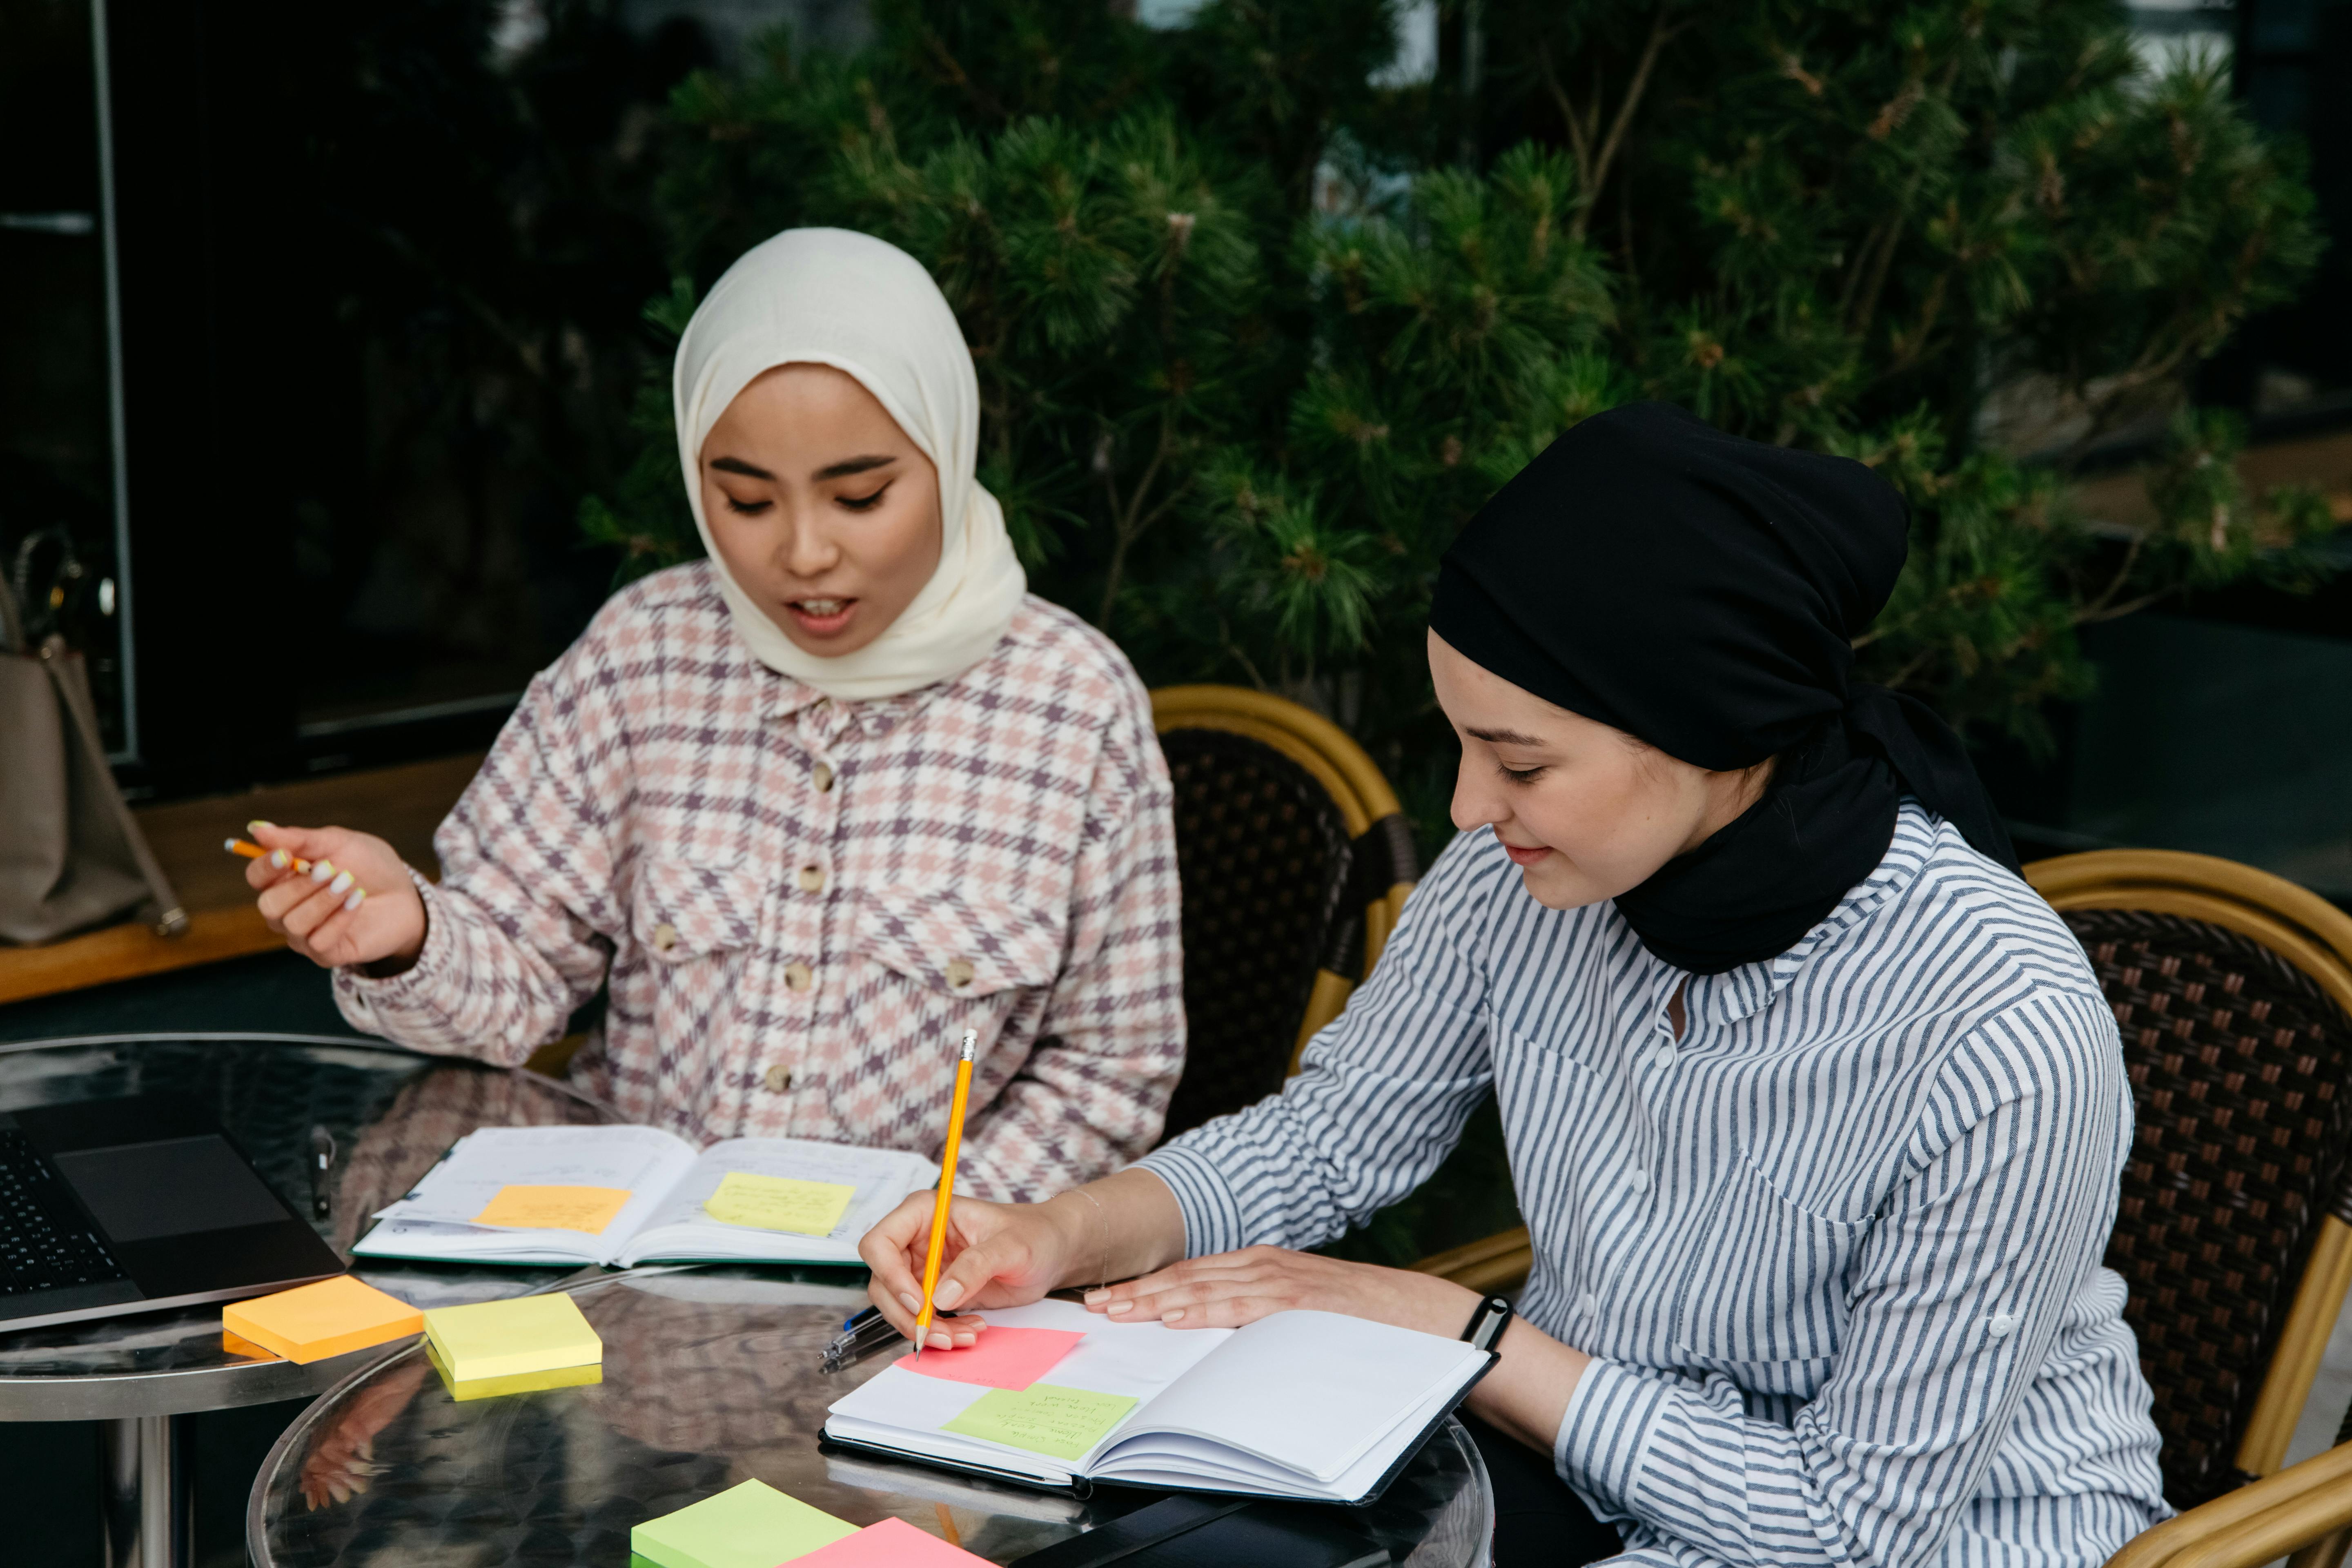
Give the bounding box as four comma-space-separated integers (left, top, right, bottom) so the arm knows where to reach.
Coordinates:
616, 1138, 938, 1265
823, 1299, 1228, 1474
1100, 1310, 1488, 1484
367, 1125, 698, 1262
1093, 1368, 1470, 1500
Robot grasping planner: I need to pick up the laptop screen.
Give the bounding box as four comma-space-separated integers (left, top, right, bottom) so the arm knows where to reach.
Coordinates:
51, 1135, 293, 1243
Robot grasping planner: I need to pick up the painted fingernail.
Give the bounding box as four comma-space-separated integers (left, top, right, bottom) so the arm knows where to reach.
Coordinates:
1082, 1289, 1106, 1303
310, 860, 335, 883
270, 849, 290, 867
1106, 1301, 1132, 1316
934, 1280, 964, 1309
329, 871, 354, 895
1162, 1310, 1185, 1323
248, 820, 274, 834
343, 889, 365, 912
899, 1292, 921, 1314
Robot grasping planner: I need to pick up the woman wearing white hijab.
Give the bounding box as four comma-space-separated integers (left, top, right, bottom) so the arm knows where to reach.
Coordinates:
245, 229, 1187, 1201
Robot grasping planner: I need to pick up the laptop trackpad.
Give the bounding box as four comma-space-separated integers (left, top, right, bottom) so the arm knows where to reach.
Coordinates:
52, 1136, 292, 1243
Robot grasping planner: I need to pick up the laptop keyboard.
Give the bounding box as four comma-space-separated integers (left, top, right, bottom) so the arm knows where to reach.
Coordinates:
0, 1127, 129, 1296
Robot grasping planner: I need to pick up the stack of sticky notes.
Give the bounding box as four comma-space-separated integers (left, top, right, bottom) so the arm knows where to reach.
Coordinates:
631, 1482, 990, 1568
421, 1292, 602, 1401
221, 1276, 423, 1364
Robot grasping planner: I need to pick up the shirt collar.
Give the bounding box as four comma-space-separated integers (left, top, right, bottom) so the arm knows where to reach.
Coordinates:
1697, 799, 1938, 1025
749, 616, 1025, 735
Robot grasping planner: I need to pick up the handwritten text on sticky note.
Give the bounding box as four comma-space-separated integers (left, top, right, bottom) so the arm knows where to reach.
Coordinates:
702, 1171, 857, 1236
471, 1184, 631, 1234
941, 1383, 1137, 1461
898, 1325, 1085, 1390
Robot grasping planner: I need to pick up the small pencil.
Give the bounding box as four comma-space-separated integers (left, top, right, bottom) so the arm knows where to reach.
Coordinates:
224, 839, 368, 909
913, 1028, 979, 1361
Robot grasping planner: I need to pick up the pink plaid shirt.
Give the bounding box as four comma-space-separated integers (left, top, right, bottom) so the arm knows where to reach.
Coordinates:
335, 561, 1184, 1200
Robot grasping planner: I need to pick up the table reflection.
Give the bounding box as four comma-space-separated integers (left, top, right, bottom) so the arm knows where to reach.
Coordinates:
0, 1035, 610, 1392
254, 1270, 1491, 1567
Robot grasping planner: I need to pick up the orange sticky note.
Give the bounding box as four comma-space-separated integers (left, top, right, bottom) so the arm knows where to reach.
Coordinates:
791, 1517, 993, 1566
221, 1276, 423, 1365
220, 1329, 279, 1361
471, 1184, 631, 1234
894, 1326, 1084, 1391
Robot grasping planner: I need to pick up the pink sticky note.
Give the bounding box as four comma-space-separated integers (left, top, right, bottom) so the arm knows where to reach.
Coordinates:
893, 1325, 1084, 1390
787, 1516, 992, 1566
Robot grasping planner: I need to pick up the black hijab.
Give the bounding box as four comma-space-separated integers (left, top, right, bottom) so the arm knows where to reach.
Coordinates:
1428, 401, 2017, 976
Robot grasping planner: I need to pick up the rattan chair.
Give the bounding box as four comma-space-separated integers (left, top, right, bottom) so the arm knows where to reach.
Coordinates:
2028, 851, 2352, 1568
1149, 685, 1418, 1142
1410, 848, 2352, 1568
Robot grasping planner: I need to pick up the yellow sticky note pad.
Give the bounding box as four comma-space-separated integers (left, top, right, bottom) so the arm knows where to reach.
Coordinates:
422, 1292, 602, 1381
940, 1383, 1138, 1462
472, 1183, 631, 1234
701, 1172, 856, 1236
427, 1338, 602, 1402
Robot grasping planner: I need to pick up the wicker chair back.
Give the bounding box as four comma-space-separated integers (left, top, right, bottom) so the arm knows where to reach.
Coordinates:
2065, 907, 2352, 1508
1154, 725, 1354, 1141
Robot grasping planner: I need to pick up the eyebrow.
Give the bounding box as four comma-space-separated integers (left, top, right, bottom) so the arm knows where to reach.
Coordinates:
1466, 726, 1551, 748
706, 454, 901, 482
814, 454, 898, 481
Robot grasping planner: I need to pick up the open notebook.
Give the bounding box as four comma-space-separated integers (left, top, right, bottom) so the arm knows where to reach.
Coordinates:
822, 1300, 1492, 1506
353, 1125, 936, 1267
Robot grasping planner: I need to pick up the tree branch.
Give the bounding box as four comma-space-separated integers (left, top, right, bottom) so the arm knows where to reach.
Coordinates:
1535, 44, 1594, 193
1572, 7, 1680, 243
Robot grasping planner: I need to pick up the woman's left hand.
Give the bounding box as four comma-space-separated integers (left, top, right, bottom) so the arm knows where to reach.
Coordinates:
1082, 1245, 1478, 1337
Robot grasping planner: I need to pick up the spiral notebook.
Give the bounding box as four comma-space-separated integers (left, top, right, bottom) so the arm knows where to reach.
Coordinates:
821, 1301, 1493, 1506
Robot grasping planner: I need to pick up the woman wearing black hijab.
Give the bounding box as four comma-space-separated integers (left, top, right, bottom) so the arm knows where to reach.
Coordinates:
859, 404, 2169, 1567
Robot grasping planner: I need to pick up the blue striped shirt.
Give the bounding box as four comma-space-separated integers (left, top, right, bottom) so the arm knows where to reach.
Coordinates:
1140, 803, 2169, 1566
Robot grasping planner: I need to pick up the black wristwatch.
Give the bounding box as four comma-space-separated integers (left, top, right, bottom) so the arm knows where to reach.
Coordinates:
1459, 1292, 1513, 1352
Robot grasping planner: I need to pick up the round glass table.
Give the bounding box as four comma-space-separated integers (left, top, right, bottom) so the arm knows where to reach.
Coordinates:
250, 1269, 1496, 1567
0, 1033, 618, 1568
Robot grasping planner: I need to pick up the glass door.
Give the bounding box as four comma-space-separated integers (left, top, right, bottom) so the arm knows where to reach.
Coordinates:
0, 0, 136, 758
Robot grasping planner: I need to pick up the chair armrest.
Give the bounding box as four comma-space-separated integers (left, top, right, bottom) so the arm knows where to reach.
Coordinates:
1410, 1225, 1532, 1294
2107, 1441, 2352, 1568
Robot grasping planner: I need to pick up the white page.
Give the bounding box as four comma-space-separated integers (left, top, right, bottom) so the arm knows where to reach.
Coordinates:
1093, 1369, 1470, 1500
615, 1137, 938, 1265
822, 1298, 1230, 1475
1095, 1309, 1488, 1484
365, 1125, 698, 1263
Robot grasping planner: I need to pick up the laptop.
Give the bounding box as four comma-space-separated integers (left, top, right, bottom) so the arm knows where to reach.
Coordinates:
0, 1092, 345, 1333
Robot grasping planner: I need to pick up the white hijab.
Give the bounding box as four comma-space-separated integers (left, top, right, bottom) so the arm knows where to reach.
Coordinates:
673, 228, 1027, 701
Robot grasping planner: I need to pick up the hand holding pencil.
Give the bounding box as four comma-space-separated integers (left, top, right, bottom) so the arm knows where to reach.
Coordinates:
856, 1029, 1070, 1350
237, 822, 427, 974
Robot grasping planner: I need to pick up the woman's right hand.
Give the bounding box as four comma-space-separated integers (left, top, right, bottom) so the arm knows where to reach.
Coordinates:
244, 822, 427, 973
858, 1191, 1087, 1350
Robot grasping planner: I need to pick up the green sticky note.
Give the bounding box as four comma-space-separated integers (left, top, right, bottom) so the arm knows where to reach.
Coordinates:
940, 1383, 1139, 1462
630, 1479, 857, 1568
702, 1171, 858, 1236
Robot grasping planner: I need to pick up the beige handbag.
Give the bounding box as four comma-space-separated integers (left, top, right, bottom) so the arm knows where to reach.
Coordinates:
0, 573, 185, 944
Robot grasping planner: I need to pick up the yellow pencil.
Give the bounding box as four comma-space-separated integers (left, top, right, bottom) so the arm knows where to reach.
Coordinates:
223, 838, 368, 907
914, 1028, 979, 1360
223, 838, 312, 875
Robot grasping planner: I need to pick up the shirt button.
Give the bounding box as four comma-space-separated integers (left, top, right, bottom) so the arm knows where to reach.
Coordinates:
1578, 1292, 1599, 1317
1988, 1313, 2016, 1339
944, 958, 976, 990
651, 922, 678, 953
1627, 1169, 1650, 1194
763, 1065, 793, 1094
813, 763, 835, 793
1651, 1044, 1677, 1071
784, 962, 815, 992
798, 864, 826, 894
